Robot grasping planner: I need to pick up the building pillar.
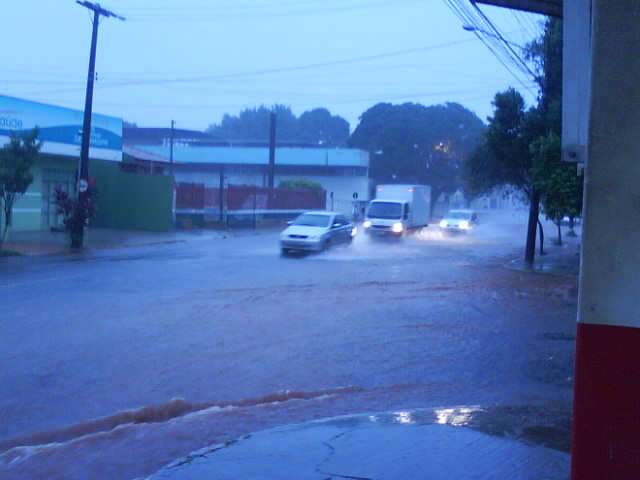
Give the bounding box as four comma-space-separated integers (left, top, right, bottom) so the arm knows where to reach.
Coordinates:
571, 1, 640, 478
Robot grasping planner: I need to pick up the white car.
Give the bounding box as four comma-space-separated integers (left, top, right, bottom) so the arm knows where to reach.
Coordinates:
439, 209, 478, 233
280, 211, 356, 255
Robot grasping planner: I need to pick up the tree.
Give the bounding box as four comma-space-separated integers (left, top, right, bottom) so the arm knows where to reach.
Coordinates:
207, 105, 350, 146
278, 178, 324, 193
298, 108, 350, 146
532, 133, 582, 245
54, 182, 97, 249
464, 18, 574, 264
464, 88, 544, 197
349, 102, 485, 215
0, 129, 41, 245
464, 88, 546, 258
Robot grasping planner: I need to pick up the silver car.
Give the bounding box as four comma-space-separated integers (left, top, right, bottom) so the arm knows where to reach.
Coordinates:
280, 211, 356, 255
439, 209, 479, 233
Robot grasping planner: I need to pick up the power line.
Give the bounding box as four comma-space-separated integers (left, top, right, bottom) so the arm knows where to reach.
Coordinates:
442, 0, 536, 97
81, 84, 534, 111
122, 0, 422, 21
469, 1, 537, 81
124, 0, 374, 13
20, 37, 478, 96
510, 10, 535, 43
521, 11, 541, 37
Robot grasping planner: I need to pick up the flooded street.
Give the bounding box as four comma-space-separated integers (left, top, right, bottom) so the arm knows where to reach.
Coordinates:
0, 212, 578, 479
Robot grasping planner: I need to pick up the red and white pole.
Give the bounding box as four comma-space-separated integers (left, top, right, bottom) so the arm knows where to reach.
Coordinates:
570, 1, 640, 478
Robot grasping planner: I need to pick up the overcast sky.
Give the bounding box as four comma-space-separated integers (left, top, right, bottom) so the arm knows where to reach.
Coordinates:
1, 0, 542, 131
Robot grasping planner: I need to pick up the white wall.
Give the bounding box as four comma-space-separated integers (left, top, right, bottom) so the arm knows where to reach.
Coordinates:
276, 174, 369, 215
174, 167, 369, 216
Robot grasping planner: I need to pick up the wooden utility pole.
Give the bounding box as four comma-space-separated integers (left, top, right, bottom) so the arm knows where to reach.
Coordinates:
169, 120, 175, 175
74, 1, 125, 248
267, 112, 277, 189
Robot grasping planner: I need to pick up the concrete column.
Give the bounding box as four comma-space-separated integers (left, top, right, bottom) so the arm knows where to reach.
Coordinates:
571, 1, 640, 479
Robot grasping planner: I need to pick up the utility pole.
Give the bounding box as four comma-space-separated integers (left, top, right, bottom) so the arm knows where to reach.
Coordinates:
219, 166, 225, 224
267, 112, 277, 189
74, 1, 125, 248
169, 120, 175, 175
169, 120, 176, 227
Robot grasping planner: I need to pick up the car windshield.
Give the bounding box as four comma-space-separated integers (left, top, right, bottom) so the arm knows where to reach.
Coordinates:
292, 213, 331, 227
367, 202, 402, 219
446, 211, 472, 220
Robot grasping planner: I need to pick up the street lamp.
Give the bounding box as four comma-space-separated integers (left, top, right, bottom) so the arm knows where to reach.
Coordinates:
462, 25, 526, 50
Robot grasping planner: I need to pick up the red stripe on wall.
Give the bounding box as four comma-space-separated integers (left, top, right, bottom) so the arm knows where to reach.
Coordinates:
571, 322, 640, 479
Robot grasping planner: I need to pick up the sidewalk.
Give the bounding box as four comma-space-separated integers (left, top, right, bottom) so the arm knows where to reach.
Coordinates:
508, 227, 581, 277
1, 228, 191, 256
147, 408, 569, 480
1, 226, 285, 257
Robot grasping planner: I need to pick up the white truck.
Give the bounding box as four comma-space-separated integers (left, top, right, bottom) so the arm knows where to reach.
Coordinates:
363, 184, 431, 237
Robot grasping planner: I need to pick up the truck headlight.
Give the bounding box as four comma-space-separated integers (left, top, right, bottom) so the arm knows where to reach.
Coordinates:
460, 220, 470, 230
363, 220, 372, 228
439, 219, 447, 228
392, 222, 404, 233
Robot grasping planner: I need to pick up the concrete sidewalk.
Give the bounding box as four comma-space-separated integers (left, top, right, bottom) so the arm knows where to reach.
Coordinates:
1, 228, 191, 256
1, 226, 283, 256
508, 226, 581, 277
147, 409, 570, 480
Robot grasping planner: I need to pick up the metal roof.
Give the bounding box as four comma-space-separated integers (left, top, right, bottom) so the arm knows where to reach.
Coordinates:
123, 127, 215, 144
128, 145, 369, 168
473, 0, 562, 17
123, 145, 170, 163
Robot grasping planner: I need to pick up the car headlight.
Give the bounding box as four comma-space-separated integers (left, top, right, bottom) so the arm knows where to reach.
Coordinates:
439, 219, 447, 228
460, 220, 470, 230
363, 220, 372, 228
392, 222, 404, 233
351, 226, 358, 237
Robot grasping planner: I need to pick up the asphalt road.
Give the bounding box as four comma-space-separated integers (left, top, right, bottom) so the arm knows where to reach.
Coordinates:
0, 211, 578, 479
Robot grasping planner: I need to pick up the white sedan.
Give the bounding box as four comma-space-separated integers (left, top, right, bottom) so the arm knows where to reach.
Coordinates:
280, 211, 357, 255
439, 209, 478, 233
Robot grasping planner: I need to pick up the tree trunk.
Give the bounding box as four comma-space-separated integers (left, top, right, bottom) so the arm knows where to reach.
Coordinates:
524, 189, 540, 264
537, 217, 545, 255
567, 216, 577, 237
1, 203, 12, 246
556, 220, 562, 246
430, 188, 440, 219
70, 227, 84, 249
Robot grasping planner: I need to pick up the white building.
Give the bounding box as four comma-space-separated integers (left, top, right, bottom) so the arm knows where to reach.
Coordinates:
124, 129, 370, 216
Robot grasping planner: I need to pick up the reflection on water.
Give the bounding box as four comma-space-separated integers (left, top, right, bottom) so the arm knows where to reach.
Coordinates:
435, 407, 482, 427
393, 411, 415, 425
367, 406, 482, 428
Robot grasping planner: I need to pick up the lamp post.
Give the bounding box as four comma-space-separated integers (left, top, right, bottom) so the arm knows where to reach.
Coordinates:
462, 25, 527, 50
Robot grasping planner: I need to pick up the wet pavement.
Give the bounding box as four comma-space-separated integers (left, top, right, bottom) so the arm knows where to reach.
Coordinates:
0, 211, 578, 479
149, 408, 569, 480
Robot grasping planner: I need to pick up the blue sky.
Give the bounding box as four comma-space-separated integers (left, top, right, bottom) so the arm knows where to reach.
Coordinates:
1, 0, 542, 131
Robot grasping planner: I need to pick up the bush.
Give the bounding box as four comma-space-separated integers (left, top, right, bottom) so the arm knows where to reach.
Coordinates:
278, 178, 323, 192
54, 184, 97, 247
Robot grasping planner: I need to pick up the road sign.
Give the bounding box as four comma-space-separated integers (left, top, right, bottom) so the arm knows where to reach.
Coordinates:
78, 179, 89, 193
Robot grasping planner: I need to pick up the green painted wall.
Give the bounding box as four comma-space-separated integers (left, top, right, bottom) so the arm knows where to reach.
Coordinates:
2, 154, 76, 232
91, 160, 173, 231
